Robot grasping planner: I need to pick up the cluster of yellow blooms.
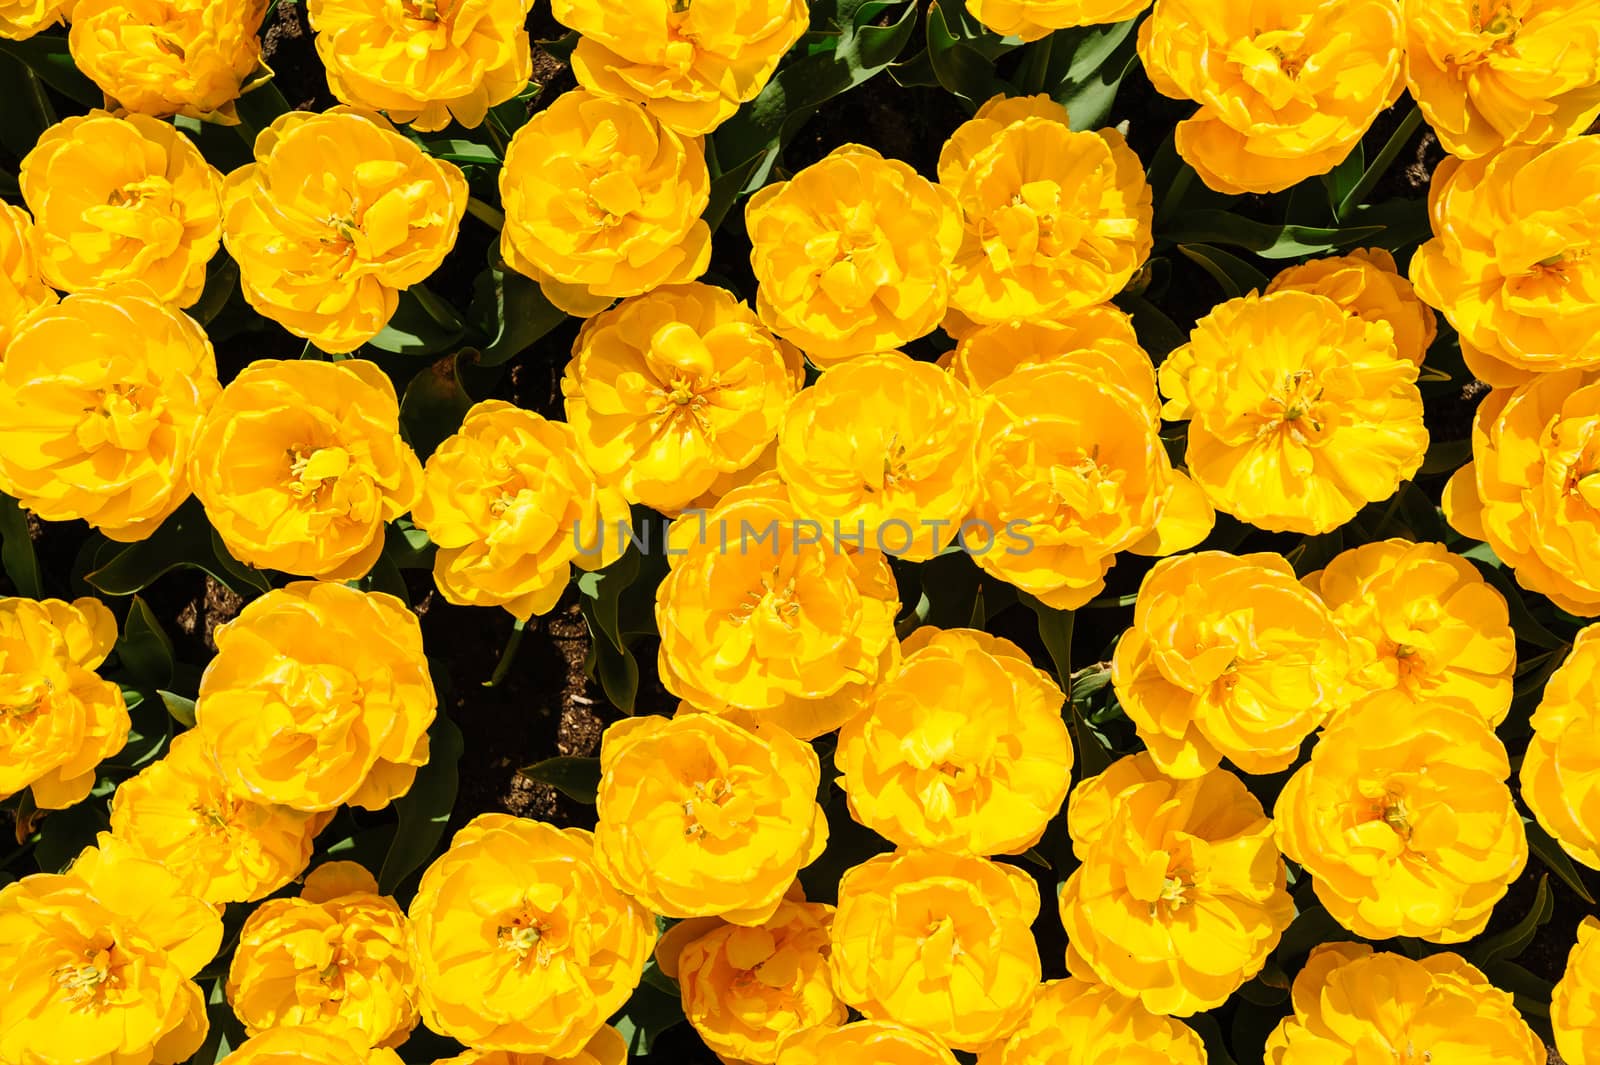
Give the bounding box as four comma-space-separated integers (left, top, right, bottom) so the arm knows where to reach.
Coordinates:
2, 0, 1600, 1063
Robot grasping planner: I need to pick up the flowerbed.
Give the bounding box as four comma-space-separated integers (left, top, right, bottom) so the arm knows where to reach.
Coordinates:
1, 1, 1599, 1064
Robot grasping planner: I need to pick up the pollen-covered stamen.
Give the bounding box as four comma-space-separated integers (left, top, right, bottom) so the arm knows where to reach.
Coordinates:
497, 915, 555, 968
731, 567, 802, 627
287, 446, 351, 502
52, 941, 120, 1006
1377, 792, 1414, 841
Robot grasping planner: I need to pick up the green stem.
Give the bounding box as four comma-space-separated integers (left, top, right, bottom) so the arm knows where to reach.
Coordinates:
1338, 105, 1423, 220
466, 197, 506, 231
1018, 34, 1056, 95
485, 618, 527, 688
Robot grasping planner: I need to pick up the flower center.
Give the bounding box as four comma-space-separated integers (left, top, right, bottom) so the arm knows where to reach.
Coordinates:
496, 910, 562, 969
106, 177, 169, 209
731, 567, 801, 628
287, 446, 351, 502
1376, 792, 1413, 841
401, 0, 440, 20
1261, 369, 1329, 442
682, 776, 734, 839
53, 942, 120, 1007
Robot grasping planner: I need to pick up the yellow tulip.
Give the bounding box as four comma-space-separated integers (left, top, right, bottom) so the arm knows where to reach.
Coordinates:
746, 145, 961, 365
553, 0, 807, 135
976, 978, 1207, 1065
222, 108, 466, 352
972, 359, 1213, 609
69, 0, 270, 123
1160, 290, 1428, 534
409, 814, 657, 1056
0, 597, 126, 810
190, 359, 423, 580
836, 626, 1072, 856
939, 96, 1152, 327
1444, 369, 1600, 614
0, 202, 54, 351
1411, 139, 1600, 384
0, 835, 222, 1065
1139, 0, 1404, 193
109, 731, 327, 905
1522, 624, 1600, 869
0, 290, 220, 542
1405, 0, 1600, 159
1275, 695, 1526, 942
968, 0, 1153, 39
220, 1027, 404, 1065
777, 352, 980, 562
1265, 943, 1547, 1064
655, 475, 901, 739
22, 111, 222, 307
563, 283, 802, 514
308, 0, 534, 131
1060, 754, 1294, 1016
655, 886, 848, 1064
1113, 551, 1349, 777
227, 862, 418, 1048
500, 89, 711, 317
594, 713, 828, 924
775, 1021, 958, 1065
831, 850, 1041, 1050
196, 582, 436, 812
1555, 917, 1600, 1065
412, 400, 629, 620
1303, 539, 1515, 724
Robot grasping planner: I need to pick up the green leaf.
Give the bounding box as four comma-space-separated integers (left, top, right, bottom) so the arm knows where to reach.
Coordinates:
1525, 817, 1596, 905
585, 628, 641, 714
576, 549, 642, 653
1471, 874, 1553, 968
703, 145, 768, 233
191, 977, 248, 1065
368, 285, 467, 356
423, 138, 501, 165
1178, 244, 1270, 299
117, 597, 175, 691
1482, 960, 1555, 1020
467, 263, 567, 367
1163, 210, 1384, 259
189, 256, 240, 328
927, 0, 1018, 108
612, 981, 686, 1056
0, 36, 100, 108
1025, 594, 1073, 690
158, 690, 197, 729
1116, 295, 1187, 359
0, 53, 53, 158
1420, 436, 1472, 477
519, 755, 602, 804
0, 493, 42, 598
106, 691, 170, 771
1048, 17, 1142, 131
34, 798, 110, 874
1336, 106, 1424, 221
400, 353, 475, 459
85, 499, 270, 599
1187, 1014, 1239, 1065
234, 82, 293, 139
1322, 142, 1365, 218
377, 713, 464, 894
713, 0, 920, 170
